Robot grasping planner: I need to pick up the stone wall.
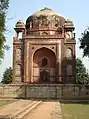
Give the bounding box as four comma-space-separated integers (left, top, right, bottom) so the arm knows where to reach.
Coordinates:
0, 84, 89, 99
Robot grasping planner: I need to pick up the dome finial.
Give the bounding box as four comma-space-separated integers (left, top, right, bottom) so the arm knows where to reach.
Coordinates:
40, 7, 52, 11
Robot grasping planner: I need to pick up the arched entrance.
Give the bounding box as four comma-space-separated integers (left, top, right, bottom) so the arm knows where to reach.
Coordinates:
33, 47, 56, 83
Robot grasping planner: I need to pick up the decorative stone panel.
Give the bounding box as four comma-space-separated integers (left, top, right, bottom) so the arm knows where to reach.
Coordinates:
16, 48, 22, 60
15, 64, 21, 76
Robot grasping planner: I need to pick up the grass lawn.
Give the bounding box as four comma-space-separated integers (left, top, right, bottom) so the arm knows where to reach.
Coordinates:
0, 99, 16, 107
61, 102, 89, 119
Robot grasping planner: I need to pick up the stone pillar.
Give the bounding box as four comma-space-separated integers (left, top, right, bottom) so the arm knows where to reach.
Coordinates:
30, 53, 33, 83
29, 44, 33, 83
24, 40, 30, 83
56, 41, 61, 83
12, 42, 16, 83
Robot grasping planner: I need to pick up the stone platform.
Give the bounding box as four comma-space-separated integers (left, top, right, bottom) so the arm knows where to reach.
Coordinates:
0, 84, 89, 99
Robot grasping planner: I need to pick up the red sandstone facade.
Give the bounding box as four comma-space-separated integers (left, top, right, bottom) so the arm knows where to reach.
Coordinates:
13, 8, 76, 84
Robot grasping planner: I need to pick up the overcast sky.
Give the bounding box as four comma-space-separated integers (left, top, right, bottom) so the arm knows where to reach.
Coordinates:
0, 0, 89, 81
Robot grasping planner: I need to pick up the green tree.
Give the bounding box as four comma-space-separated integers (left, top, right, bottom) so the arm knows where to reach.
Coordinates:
1, 67, 12, 84
0, 0, 9, 63
79, 27, 89, 57
76, 58, 89, 84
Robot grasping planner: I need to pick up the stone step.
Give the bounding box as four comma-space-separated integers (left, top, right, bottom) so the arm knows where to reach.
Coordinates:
11, 100, 37, 119
0, 100, 32, 119
0, 100, 19, 110
15, 100, 42, 119
23, 101, 62, 119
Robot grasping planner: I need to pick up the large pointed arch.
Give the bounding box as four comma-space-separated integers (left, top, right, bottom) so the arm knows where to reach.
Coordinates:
32, 46, 56, 57
33, 47, 56, 68
32, 47, 56, 83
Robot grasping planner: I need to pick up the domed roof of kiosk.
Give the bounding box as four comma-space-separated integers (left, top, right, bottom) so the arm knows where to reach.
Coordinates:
15, 20, 25, 29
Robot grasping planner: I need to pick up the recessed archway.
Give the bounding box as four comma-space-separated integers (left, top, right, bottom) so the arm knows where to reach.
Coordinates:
33, 47, 56, 83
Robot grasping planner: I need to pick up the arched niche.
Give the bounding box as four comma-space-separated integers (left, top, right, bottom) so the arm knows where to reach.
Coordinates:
66, 48, 72, 59
40, 57, 49, 67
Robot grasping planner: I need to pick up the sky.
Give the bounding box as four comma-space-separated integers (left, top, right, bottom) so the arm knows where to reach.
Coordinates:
0, 0, 89, 80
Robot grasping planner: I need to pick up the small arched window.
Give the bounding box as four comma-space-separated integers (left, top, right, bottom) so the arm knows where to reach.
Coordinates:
42, 58, 48, 67
42, 32, 48, 36
18, 32, 22, 39
66, 48, 72, 59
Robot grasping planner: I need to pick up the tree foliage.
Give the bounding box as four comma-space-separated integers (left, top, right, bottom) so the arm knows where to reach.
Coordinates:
1, 67, 12, 84
0, 0, 9, 63
79, 27, 89, 57
76, 58, 89, 84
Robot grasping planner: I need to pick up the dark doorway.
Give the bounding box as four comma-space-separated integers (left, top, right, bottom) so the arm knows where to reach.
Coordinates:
40, 69, 50, 83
